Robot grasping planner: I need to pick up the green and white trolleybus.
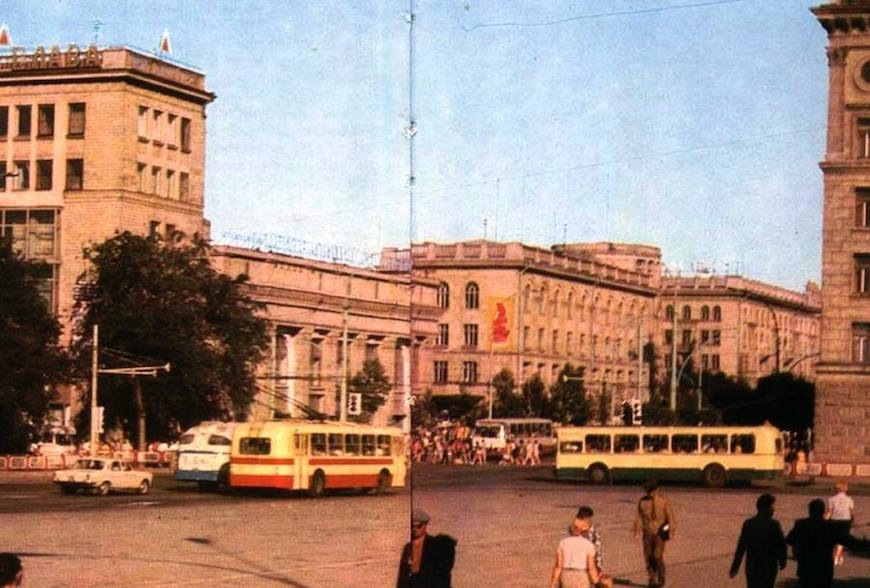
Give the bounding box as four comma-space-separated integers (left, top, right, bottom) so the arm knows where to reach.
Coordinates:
554, 424, 784, 487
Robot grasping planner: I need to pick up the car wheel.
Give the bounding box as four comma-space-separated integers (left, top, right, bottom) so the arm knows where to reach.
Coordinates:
587, 463, 610, 485
138, 479, 150, 495
309, 471, 326, 498
703, 463, 727, 488
97, 481, 111, 496
375, 470, 391, 495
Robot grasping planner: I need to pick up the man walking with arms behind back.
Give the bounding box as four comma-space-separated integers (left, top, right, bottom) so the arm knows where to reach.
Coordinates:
633, 480, 675, 588
729, 493, 787, 588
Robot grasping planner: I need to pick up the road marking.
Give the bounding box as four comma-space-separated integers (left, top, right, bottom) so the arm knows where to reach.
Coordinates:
118, 501, 161, 507
3, 494, 38, 499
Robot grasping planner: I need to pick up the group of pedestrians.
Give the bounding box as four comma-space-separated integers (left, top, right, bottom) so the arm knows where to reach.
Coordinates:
548, 479, 865, 588
410, 422, 486, 465
730, 480, 863, 588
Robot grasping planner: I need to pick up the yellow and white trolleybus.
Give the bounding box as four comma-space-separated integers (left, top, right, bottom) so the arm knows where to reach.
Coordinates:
554, 424, 784, 487
229, 420, 406, 496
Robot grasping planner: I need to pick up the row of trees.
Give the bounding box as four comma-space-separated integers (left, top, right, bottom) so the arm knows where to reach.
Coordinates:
417, 363, 815, 434
1, 233, 395, 454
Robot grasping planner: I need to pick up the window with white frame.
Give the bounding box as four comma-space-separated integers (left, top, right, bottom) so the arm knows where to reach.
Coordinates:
462, 361, 478, 384
434, 361, 448, 383
437, 324, 449, 347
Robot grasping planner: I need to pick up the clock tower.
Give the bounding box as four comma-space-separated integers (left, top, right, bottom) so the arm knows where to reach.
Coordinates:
813, 0, 870, 470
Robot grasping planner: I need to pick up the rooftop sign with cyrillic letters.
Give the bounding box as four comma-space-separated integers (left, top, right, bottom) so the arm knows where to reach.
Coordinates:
0, 44, 103, 72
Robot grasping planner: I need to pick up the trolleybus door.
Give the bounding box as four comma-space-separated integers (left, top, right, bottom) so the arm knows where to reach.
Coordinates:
294, 433, 309, 490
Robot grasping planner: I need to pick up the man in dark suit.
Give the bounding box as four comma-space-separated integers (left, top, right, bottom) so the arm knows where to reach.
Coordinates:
397, 508, 457, 588
786, 498, 868, 588
729, 493, 787, 588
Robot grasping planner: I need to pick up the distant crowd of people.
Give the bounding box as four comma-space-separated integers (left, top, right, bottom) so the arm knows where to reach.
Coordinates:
409, 420, 542, 466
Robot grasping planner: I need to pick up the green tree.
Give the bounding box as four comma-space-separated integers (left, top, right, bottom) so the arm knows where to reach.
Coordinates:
704, 372, 758, 425
0, 240, 70, 453
643, 341, 658, 400
641, 399, 676, 425
522, 374, 548, 417
411, 389, 439, 428
595, 388, 612, 425
492, 368, 524, 417
547, 363, 590, 425
347, 357, 392, 421
72, 232, 269, 448
755, 372, 814, 432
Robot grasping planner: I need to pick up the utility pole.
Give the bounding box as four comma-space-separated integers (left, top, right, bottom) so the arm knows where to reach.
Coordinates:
340, 302, 349, 423
670, 289, 678, 411
90, 324, 99, 456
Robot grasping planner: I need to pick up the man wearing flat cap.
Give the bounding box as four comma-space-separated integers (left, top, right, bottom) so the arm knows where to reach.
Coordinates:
397, 508, 457, 588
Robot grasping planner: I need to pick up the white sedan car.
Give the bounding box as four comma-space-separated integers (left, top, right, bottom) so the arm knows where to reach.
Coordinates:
53, 458, 153, 495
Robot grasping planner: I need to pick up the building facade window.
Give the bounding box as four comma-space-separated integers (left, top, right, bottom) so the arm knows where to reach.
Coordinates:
437, 282, 449, 309
179, 172, 190, 201
167, 114, 178, 147
434, 361, 448, 383
0, 161, 6, 191
66, 159, 83, 190
68, 102, 86, 137
665, 304, 674, 320
35, 160, 52, 190
712, 305, 722, 321
462, 361, 478, 384
463, 324, 478, 347
701, 354, 709, 370
857, 188, 870, 228
566, 331, 573, 356
711, 354, 720, 371
681, 329, 692, 346
552, 330, 559, 354
664, 329, 673, 345
37, 104, 54, 138
859, 116, 870, 158
14, 161, 29, 190
538, 327, 545, 352
151, 166, 161, 195
0, 106, 7, 138
137, 163, 147, 192
465, 282, 479, 309
16, 105, 31, 137
149, 220, 160, 238
138, 106, 148, 138
180, 117, 191, 152
437, 324, 449, 347
856, 254, 870, 294
166, 169, 175, 199
682, 305, 691, 320
523, 326, 530, 350
701, 305, 710, 320
852, 323, 870, 364
701, 329, 710, 344
712, 330, 721, 346
152, 110, 163, 144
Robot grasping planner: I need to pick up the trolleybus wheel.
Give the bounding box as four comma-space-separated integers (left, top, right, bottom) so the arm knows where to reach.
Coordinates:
375, 470, 391, 495
587, 463, 610, 485
703, 463, 726, 488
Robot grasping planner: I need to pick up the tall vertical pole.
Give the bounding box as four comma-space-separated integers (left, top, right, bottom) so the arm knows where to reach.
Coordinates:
697, 362, 703, 412
636, 323, 643, 400
340, 303, 349, 423
670, 289, 678, 411
90, 324, 99, 456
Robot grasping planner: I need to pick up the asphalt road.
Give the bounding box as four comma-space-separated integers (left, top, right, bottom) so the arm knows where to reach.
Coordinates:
2, 467, 869, 587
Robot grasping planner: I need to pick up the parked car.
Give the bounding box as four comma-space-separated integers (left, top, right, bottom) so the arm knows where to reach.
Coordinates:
53, 458, 153, 496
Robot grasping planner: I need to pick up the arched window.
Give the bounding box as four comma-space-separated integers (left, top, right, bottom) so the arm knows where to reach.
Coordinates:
579, 294, 586, 320
539, 286, 547, 315
712, 305, 722, 322
523, 284, 531, 313
604, 298, 612, 324
665, 305, 674, 320
551, 290, 560, 317
437, 282, 449, 309
567, 291, 575, 319
465, 282, 479, 309
701, 305, 710, 320
682, 305, 691, 321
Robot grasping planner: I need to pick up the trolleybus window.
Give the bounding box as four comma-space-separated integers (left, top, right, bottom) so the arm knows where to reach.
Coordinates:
362, 435, 376, 456
701, 434, 727, 453
377, 435, 391, 456
311, 433, 327, 455
328, 433, 344, 455
475, 425, 501, 438
730, 434, 755, 454
208, 434, 232, 446
643, 435, 668, 453
240, 437, 271, 455
672, 434, 698, 454
586, 434, 611, 453
345, 434, 361, 456
615, 434, 640, 453
560, 440, 583, 454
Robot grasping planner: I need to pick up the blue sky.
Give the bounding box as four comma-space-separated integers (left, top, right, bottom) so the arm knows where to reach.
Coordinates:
4, 1, 828, 290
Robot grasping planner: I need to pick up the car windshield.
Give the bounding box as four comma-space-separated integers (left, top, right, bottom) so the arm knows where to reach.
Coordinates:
73, 460, 105, 470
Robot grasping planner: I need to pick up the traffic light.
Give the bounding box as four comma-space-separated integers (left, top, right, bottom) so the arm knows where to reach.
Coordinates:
348, 393, 362, 416
632, 400, 642, 425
